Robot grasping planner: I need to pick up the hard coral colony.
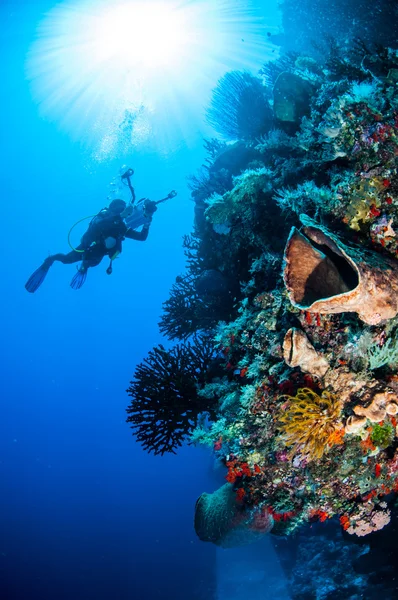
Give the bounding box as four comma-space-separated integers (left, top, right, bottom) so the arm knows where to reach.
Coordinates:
127, 43, 398, 546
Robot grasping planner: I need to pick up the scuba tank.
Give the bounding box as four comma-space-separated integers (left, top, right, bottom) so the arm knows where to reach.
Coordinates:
67, 168, 177, 276
68, 168, 177, 252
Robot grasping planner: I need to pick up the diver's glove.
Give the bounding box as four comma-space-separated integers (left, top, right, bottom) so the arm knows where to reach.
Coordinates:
143, 212, 153, 230
142, 219, 152, 235
144, 199, 158, 216
167, 190, 177, 199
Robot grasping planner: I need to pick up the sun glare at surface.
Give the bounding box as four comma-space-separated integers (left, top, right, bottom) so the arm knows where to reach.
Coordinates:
92, 3, 189, 69
27, 0, 279, 158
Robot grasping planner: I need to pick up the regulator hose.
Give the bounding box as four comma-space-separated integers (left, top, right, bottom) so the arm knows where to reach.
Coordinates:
67, 215, 97, 252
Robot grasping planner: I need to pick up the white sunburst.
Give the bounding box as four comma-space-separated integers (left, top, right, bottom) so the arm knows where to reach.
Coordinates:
26, 0, 278, 158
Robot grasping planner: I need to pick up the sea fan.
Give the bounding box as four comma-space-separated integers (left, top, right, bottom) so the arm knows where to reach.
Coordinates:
206, 71, 273, 140
126, 335, 217, 454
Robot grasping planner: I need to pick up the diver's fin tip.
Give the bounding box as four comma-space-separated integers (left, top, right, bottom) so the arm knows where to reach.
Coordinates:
70, 269, 87, 290
25, 264, 50, 293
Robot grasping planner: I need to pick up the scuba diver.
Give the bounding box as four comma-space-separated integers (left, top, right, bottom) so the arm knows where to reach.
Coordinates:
25, 168, 177, 292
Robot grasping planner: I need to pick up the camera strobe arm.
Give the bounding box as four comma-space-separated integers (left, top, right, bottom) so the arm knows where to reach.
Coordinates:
121, 168, 136, 204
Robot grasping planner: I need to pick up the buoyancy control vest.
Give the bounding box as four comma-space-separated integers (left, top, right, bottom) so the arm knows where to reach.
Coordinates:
81, 209, 128, 249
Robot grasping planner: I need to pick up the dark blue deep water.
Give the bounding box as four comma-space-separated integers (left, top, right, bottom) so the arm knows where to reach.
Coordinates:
1, 2, 221, 598
4, 1, 398, 599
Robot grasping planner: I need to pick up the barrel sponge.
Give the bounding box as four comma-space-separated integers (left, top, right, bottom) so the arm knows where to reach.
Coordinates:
283, 215, 398, 325
194, 483, 273, 548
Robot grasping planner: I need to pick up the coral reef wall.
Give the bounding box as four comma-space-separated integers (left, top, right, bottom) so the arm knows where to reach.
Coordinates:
182, 43, 398, 547
126, 16, 398, 584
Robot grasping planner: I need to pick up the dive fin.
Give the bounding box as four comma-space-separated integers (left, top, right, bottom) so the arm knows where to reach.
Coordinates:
25, 263, 50, 293
70, 268, 87, 290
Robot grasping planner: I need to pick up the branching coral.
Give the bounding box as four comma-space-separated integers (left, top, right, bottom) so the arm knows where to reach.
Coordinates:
205, 168, 274, 237
158, 274, 206, 340
159, 271, 236, 341
274, 181, 337, 217
259, 53, 299, 87
206, 71, 273, 140
202, 138, 228, 164
278, 388, 344, 461
187, 139, 231, 203
188, 167, 232, 203
126, 335, 217, 455
255, 128, 296, 155
367, 334, 398, 370
159, 232, 238, 340
205, 167, 291, 259
320, 36, 369, 82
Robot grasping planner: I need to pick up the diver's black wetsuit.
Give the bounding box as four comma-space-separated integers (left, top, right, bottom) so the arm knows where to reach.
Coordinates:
25, 195, 163, 292
45, 211, 150, 270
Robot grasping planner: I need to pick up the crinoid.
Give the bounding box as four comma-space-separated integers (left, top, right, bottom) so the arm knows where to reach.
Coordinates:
278, 388, 343, 461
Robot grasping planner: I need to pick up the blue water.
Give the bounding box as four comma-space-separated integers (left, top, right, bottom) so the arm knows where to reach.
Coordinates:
0, 1, 285, 598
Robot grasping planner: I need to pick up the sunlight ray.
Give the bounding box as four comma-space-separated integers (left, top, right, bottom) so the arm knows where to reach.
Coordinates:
26, 0, 278, 157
